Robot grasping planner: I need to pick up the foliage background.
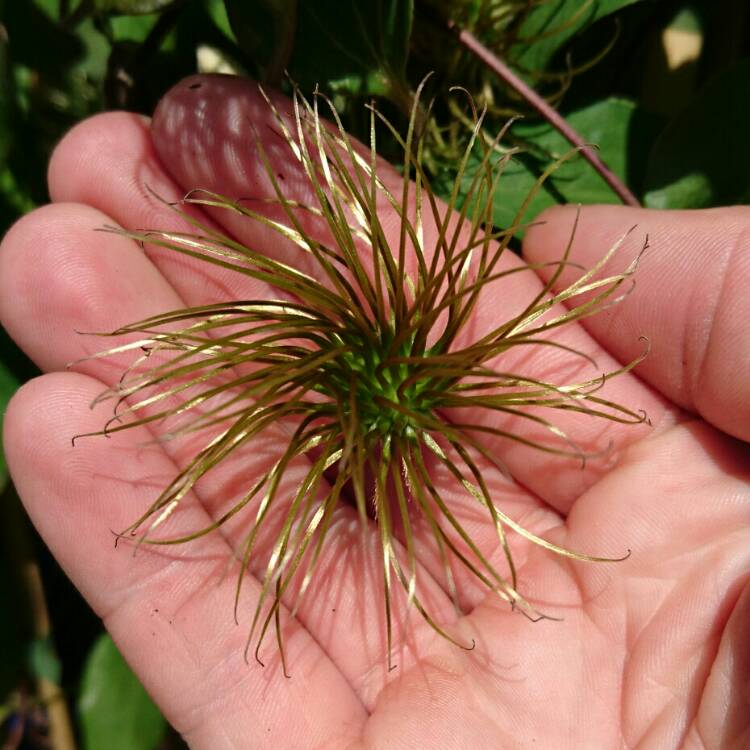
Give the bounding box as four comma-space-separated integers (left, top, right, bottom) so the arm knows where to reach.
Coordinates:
0, 1, 748, 747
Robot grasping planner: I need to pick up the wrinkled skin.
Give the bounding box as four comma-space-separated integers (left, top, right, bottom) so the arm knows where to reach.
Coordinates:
1, 75, 748, 749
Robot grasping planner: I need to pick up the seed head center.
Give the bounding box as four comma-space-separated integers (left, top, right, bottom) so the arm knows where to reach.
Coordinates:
340, 341, 427, 438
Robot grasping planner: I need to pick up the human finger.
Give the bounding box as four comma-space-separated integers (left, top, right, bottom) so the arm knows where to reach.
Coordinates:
0, 202, 455, 698
524, 204, 750, 441
4, 372, 367, 748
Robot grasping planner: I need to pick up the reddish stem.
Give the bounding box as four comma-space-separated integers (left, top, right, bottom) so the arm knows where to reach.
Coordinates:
450, 22, 641, 207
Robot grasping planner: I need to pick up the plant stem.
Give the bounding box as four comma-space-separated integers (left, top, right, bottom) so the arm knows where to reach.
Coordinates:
448, 21, 641, 207
2, 483, 77, 750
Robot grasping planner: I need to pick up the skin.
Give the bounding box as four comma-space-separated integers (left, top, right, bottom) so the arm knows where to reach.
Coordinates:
1, 75, 749, 749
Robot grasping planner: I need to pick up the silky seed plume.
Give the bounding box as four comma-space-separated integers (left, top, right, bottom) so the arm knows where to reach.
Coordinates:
75, 82, 648, 675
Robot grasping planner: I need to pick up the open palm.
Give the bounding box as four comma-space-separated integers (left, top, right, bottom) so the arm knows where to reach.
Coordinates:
1, 76, 748, 749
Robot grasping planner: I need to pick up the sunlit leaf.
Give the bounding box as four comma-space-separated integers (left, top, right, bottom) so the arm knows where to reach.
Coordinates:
109, 13, 160, 42
448, 97, 655, 230
205, 0, 233, 38
78, 634, 166, 750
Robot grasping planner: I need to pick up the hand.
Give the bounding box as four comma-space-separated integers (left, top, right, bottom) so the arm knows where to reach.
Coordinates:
1, 75, 748, 749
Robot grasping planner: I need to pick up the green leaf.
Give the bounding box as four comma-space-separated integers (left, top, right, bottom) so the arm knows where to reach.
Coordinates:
378, 0, 413, 79
288, 0, 413, 97
28, 0, 62, 21
644, 58, 750, 209
0, 27, 12, 170
94, 0, 182, 14
224, 0, 297, 80
28, 636, 62, 684
3, 2, 84, 76
225, 0, 413, 94
205, 0, 233, 38
224, 0, 297, 77
79, 634, 167, 750
109, 13, 160, 42
514, 0, 645, 71
451, 97, 651, 230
